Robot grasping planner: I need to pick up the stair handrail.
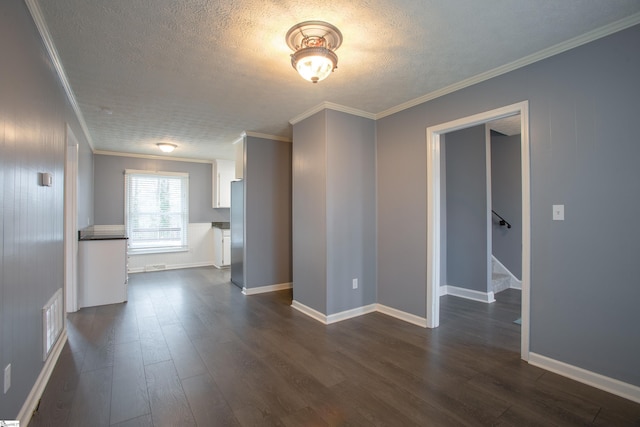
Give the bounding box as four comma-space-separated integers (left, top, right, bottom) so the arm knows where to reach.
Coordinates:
491, 209, 512, 229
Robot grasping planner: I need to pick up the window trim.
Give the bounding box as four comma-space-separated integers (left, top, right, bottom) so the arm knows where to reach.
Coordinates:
124, 169, 189, 254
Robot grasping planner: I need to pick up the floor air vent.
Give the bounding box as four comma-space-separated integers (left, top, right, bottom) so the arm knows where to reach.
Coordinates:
144, 264, 166, 272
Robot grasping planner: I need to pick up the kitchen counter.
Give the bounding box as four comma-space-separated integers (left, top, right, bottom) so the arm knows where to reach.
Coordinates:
78, 230, 127, 241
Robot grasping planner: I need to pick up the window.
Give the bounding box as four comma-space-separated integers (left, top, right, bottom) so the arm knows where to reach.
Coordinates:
125, 170, 189, 253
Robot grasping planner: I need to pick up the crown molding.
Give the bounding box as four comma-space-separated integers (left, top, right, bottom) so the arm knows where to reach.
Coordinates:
289, 101, 376, 125
376, 12, 640, 119
24, 0, 95, 151
242, 131, 292, 143
93, 150, 218, 164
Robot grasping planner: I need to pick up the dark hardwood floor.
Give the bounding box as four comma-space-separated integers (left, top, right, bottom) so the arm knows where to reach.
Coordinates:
29, 267, 640, 426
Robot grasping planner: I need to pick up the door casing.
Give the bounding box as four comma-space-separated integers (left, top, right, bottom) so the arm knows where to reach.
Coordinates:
426, 101, 531, 360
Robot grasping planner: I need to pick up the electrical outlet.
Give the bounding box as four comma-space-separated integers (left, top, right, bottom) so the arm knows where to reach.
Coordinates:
4, 363, 11, 394
352, 278, 358, 289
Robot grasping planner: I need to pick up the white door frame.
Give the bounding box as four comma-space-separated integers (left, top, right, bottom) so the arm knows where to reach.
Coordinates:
426, 101, 531, 360
64, 124, 79, 313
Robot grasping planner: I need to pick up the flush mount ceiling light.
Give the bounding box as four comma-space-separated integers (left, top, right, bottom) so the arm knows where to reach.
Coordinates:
286, 21, 342, 83
157, 143, 177, 153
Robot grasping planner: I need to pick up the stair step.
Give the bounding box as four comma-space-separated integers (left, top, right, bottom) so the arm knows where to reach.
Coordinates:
492, 272, 510, 293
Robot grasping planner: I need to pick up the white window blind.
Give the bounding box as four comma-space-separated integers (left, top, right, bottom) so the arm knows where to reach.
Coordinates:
125, 170, 189, 253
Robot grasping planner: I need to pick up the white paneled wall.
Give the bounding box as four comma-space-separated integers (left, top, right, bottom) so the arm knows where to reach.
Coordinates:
128, 223, 214, 272
94, 224, 215, 273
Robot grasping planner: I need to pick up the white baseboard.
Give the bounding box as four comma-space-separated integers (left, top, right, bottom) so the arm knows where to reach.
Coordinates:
492, 255, 522, 290
291, 300, 428, 328
128, 261, 214, 274
291, 300, 328, 324
212, 263, 230, 269
529, 352, 640, 404
18, 329, 68, 426
444, 285, 495, 303
376, 304, 428, 328
326, 304, 377, 324
242, 282, 292, 296
439, 285, 448, 296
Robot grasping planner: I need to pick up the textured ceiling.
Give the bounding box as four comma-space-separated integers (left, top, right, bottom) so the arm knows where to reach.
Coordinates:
35, 0, 640, 160
489, 116, 522, 137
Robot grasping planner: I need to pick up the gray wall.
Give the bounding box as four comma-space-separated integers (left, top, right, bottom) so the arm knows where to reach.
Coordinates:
93, 154, 229, 224
491, 131, 522, 279
376, 24, 640, 386
0, 0, 93, 417
244, 136, 292, 289
326, 110, 377, 315
445, 125, 488, 293
292, 111, 328, 313
292, 110, 376, 315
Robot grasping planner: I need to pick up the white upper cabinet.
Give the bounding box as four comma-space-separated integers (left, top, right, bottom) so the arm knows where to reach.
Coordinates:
213, 159, 235, 208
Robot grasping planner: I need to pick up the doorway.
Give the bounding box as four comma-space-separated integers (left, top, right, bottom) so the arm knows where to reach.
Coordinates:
426, 101, 530, 360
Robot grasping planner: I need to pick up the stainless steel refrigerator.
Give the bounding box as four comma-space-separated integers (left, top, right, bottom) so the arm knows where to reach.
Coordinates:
230, 180, 244, 289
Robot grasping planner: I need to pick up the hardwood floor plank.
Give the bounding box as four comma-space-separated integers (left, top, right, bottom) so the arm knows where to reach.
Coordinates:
139, 316, 172, 366
28, 344, 83, 427
161, 323, 209, 379
30, 268, 640, 426
145, 360, 196, 427
67, 366, 112, 427
110, 413, 154, 427
181, 373, 240, 426
110, 340, 150, 424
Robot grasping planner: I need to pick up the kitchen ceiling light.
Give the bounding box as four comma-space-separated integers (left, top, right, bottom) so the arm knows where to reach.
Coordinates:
157, 143, 177, 153
286, 21, 342, 84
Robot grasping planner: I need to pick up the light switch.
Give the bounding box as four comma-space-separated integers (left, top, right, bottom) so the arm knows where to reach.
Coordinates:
553, 204, 564, 221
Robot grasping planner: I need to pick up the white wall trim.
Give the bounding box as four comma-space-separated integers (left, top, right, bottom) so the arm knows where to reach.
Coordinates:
326, 304, 377, 324
242, 131, 292, 143
17, 330, 68, 426
94, 150, 217, 164
444, 285, 495, 303
529, 353, 640, 404
291, 300, 328, 324
289, 101, 376, 125
292, 300, 429, 328
376, 304, 428, 328
492, 255, 522, 290
242, 282, 293, 295
439, 286, 448, 297
426, 101, 531, 361
24, 0, 94, 150
377, 12, 640, 119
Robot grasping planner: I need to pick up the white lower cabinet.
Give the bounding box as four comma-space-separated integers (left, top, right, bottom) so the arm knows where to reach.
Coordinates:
78, 238, 128, 308
213, 227, 231, 268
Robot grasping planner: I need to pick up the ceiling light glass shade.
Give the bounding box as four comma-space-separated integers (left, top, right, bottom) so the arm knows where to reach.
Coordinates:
286, 21, 342, 84
157, 143, 177, 153
291, 47, 338, 83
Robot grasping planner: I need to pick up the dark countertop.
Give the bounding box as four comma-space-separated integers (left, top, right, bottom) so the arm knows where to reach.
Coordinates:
78, 230, 128, 241
211, 222, 230, 229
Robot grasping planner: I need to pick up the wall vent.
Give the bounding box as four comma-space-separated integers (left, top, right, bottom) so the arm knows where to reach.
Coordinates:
144, 264, 166, 272
43, 288, 63, 361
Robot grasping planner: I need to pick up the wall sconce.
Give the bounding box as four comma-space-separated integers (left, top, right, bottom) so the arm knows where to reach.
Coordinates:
39, 172, 53, 187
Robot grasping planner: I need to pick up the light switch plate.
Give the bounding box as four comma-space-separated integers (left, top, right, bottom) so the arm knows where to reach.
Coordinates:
553, 204, 564, 221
